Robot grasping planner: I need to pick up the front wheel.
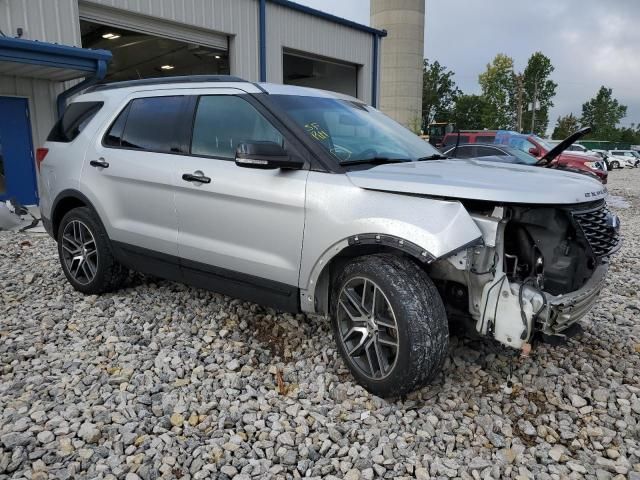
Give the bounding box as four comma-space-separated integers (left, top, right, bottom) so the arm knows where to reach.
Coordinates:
611, 161, 620, 169
331, 254, 449, 397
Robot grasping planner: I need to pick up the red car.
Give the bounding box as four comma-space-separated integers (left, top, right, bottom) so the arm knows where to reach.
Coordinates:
443, 127, 608, 184
495, 128, 607, 184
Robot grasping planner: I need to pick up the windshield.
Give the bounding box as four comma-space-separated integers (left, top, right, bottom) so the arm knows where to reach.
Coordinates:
267, 95, 442, 164
428, 124, 446, 137
505, 147, 539, 165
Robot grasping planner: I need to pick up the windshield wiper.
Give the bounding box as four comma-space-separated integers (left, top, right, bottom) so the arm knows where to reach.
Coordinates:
340, 157, 411, 166
417, 154, 449, 161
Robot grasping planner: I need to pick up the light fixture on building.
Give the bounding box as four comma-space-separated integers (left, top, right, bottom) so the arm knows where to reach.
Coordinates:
160, 65, 175, 70
214, 55, 221, 59
101, 32, 120, 40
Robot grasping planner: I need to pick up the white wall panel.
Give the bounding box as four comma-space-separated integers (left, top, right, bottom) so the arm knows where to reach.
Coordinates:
265, 2, 373, 102
0, 0, 81, 45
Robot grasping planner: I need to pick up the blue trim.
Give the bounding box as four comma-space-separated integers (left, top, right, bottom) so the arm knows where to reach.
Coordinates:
268, 0, 387, 37
0, 36, 112, 117
57, 59, 109, 118
371, 35, 379, 107
259, 0, 267, 82
0, 36, 111, 72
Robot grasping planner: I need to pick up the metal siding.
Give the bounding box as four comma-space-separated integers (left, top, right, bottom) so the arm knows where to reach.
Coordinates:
265, 2, 373, 102
0, 0, 80, 46
0, 0, 376, 145
0, 0, 78, 148
81, 0, 260, 81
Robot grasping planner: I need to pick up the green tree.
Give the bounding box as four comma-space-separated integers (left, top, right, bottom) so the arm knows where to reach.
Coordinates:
552, 113, 580, 139
616, 124, 640, 144
478, 54, 516, 130
580, 86, 627, 140
521, 52, 557, 135
421, 59, 461, 127
451, 95, 487, 130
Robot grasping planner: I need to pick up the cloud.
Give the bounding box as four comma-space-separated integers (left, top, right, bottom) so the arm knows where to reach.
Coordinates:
296, 0, 640, 132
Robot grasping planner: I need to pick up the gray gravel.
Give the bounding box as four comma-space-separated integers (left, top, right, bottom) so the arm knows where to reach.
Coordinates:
1, 169, 640, 480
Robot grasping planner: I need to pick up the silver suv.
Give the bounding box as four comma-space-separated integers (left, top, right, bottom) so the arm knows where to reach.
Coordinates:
39, 76, 621, 397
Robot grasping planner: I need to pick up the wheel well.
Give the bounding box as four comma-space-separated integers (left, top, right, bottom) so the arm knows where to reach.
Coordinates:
51, 196, 87, 238
313, 244, 430, 316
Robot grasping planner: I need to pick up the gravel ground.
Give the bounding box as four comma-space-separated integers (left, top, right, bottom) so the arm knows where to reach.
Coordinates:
1, 170, 639, 480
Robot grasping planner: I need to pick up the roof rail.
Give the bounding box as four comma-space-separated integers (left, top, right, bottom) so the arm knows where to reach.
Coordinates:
85, 75, 248, 93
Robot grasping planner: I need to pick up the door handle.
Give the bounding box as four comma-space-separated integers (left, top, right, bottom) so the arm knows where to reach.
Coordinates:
182, 172, 211, 184
90, 158, 109, 168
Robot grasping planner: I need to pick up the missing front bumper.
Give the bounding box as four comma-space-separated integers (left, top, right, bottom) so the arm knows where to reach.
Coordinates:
541, 262, 609, 336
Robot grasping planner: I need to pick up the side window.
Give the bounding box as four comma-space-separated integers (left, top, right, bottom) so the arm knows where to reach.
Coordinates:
191, 95, 283, 159
514, 139, 536, 153
476, 135, 495, 144
104, 96, 185, 152
452, 146, 475, 159
475, 146, 500, 157
47, 101, 103, 143
122, 97, 184, 152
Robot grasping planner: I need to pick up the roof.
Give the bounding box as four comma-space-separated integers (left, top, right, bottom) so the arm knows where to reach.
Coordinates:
76, 77, 361, 103
269, 0, 387, 37
85, 75, 248, 92
0, 36, 112, 81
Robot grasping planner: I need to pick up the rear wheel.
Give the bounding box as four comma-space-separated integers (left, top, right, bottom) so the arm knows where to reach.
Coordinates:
331, 254, 449, 397
611, 160, 620, 169
57, 207, 126, 294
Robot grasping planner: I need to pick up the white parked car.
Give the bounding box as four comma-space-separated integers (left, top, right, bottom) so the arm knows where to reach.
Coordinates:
607, 150, 639, 169
547, 141, 589, 153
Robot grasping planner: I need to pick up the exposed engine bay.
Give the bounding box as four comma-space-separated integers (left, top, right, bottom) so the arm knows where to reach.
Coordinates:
429, 199, 621, 349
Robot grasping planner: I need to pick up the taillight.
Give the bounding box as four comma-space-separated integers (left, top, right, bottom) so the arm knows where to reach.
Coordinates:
36, 148, 49, 171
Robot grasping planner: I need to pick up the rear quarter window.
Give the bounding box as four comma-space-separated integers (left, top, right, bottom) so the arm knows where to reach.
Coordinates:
47, 101, 103, 142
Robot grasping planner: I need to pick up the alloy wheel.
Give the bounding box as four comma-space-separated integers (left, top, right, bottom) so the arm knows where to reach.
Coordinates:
337, 277, 399, 380
61, 220, 98, 285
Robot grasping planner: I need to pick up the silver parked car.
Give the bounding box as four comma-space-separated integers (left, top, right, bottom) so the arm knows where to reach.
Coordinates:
38, 76, 621, 397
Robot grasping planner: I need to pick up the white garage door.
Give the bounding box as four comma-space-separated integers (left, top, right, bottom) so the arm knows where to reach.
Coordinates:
79, 2, 228, 51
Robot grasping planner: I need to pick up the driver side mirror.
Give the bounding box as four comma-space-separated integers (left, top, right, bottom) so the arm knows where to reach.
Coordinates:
235, 141, 303, 170
529, 147, 541, 157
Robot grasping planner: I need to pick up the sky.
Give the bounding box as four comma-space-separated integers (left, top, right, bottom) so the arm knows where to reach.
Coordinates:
296, 0, 640, 132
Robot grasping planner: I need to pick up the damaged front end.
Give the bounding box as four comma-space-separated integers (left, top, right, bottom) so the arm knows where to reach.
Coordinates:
429, 199, 621, 349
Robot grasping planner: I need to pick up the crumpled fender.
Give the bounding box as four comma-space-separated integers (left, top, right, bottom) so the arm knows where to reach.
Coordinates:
298, 172, 483, 313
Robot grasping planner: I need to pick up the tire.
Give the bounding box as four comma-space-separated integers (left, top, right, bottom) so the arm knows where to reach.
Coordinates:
611, 161, 619, 169
57, 207, 127, 294
331, 254, 449, 397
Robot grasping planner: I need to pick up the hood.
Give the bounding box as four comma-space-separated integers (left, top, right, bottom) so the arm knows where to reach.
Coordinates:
556, 151, 600, 164
542, 126, 591, 162
346, 159, 607, 204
